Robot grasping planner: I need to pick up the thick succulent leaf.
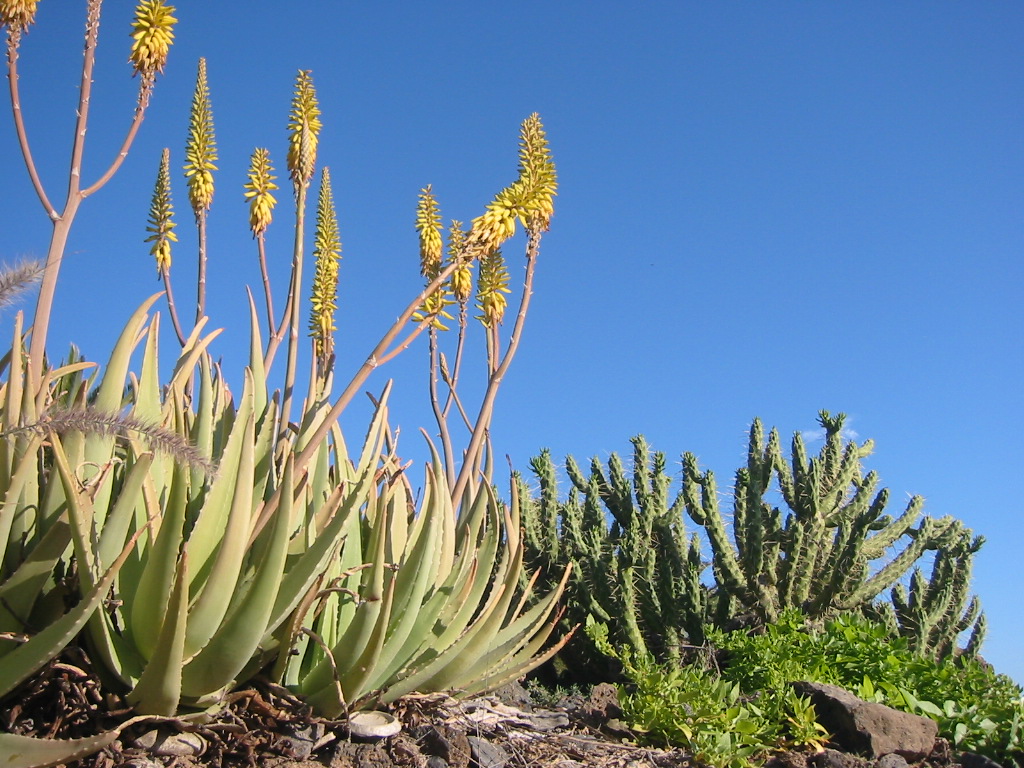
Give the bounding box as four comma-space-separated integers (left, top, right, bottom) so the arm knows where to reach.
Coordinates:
0, 517, 139, 698
178, 458, 291, 699
130, 461, 189, 659
0, 728, 126, 768
0, 514, 71, 638
183, 376, 256, 658
126, 552, 189, 716
186, 369, 255, 584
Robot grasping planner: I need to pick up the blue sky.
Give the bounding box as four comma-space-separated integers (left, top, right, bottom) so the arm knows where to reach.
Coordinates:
2, 3, 1021, 684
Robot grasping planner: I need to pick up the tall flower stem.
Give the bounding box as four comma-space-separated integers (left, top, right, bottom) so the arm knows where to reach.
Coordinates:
451, 227, 542, 504
277, 184, 307, 446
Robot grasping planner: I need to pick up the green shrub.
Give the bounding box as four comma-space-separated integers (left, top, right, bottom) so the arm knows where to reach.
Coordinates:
587, 618, 830, 768
710, 611, 1024, 766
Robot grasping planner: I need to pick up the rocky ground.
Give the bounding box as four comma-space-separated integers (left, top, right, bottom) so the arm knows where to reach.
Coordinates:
0, 651, 1001, 768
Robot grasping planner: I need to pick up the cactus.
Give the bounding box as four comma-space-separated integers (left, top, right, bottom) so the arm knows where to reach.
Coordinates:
883, 521, 987, 661
519, 437, 706, 675
682, 411, 971, 634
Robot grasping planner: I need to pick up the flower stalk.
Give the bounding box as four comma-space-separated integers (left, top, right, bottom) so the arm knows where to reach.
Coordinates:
183, 56, 217, 323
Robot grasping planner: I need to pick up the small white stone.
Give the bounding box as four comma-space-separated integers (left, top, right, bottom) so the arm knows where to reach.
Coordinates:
347, 711, 402, 739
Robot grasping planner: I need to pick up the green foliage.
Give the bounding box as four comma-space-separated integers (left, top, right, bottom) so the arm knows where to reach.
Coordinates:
586, 618, 829, 767
711, 611, 1024, 766
521, 412, 985, 682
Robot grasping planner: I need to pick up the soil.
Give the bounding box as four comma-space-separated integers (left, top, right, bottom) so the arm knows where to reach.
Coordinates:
1, 651, 975, 768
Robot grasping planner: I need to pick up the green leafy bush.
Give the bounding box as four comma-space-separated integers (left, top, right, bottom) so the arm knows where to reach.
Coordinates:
710, 611, 1024, 766
586, 618, 829, 768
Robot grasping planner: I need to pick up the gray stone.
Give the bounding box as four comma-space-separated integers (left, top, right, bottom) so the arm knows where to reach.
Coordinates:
794, 682, 937, 761
876, 753, 908, 768
467, 735, 509, 768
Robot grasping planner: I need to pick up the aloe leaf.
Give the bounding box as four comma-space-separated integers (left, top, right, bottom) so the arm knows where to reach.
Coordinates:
0, 515, 71, 639
129, 461, 189, 659
183, 382, 256, 658
127, 552, 189, 716
178, 455, 291, 699
246, 290, 269, 421
0, 517, 139, 698
0, 433, 44, 580
95, 452, 155, 574
186, 369, 255, 583
91, 293, 161, 415
0, 728, 125, 768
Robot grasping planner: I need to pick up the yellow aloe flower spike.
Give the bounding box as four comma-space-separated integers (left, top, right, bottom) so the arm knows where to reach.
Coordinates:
415, 185, 444, 278
518, 113, 557, 229
447, 220, 473, 305
129, 0, 177, 79
476, 247, 511, 326
144, 148, 177, 273
287, 70, 322, 191
243, 147, 278, 236
0, 0, 39, 32
183, 57, 218, 216
308, 167, 342, 363
467, 114, 557, 254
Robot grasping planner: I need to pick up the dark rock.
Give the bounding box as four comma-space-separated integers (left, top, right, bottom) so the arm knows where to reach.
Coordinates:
584, 682, 622, 724
876, 754, 908, 768
425, 758, 448, 768
416, 725, 471, 768
280, 722, 329, 760
489, 681, 533, 712
794, 682, 937, 760
961, 752, 1005, 768
811, 748, 871, 768
467, 736, 509, 768
763, 750, 811, 768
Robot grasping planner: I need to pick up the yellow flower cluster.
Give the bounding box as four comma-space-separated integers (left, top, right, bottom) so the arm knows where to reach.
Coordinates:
287, 70, 322, 190
0, 0, 38, 31
308, 168, 342, 361
447, 221, 473, 304
476, 248, 511, 326
243, 148, 278, 236
468, 114, 557, 254
145, 148, 177, 273
415, 186, 443, 278
184, 57, 217, 216
129, 0, 177, 78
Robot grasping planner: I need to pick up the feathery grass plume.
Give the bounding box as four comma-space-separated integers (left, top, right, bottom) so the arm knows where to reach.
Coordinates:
287, 70, 322, 192
183, 57, 217, 216
476, 247, 511, 325
0, 258, 43, 310
308, 167, 341, 364
447, 220, 473, 304
129, 0, 176, 80
145, 148, 177, 273
0, 0, 38, 32
244, 147, 278, 236
416, 185, 444, 277
4, 406, 216, 475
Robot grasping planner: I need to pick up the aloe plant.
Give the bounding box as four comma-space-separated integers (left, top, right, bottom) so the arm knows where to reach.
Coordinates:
2, 13, 567, 768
